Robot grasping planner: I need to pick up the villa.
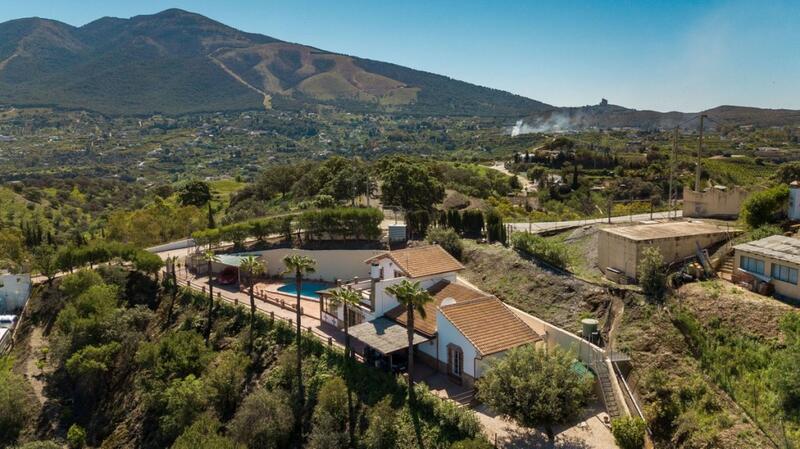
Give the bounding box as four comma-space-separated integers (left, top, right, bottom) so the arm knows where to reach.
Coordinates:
319, 245, 541, 387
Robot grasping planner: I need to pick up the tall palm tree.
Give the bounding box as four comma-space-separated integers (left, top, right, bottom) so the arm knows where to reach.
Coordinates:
385, 279, 434, 400
329, 286, 362, 445
282, 254, 316, 408
329, 287, 362, 360
239, 255, 265, 354
202, 250, 220, 344
164, 256, 179, 328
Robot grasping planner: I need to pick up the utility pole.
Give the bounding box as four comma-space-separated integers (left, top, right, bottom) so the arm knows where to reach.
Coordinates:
365, 175, 370, 207
695, 114, 707, 192
669, 126, 678, 218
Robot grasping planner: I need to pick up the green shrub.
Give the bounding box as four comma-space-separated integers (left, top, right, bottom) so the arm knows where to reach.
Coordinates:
60, 269, 105, 298
0, 357, 29, 446
741, 184, 789, 229
159, 375, 209, 442
426, 228, 464, 260
612, 416, 646, 449
229, 388, 294, 449
450, 438, 494, 449
205, 350, 250, 420
510, 232, 568, 269
638, 247, 666, 301
172, 413, 238, 449
362, 396, 396, 449
307, 377, 350, 449
66, 424, 87, 449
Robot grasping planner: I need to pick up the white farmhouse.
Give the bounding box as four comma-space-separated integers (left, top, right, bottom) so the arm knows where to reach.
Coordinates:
319, 245, 541, 387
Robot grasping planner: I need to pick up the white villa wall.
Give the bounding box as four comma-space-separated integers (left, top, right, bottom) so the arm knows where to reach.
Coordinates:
252, 249, 384, 282
0, 273, 31, 313
436, 312, 478, 378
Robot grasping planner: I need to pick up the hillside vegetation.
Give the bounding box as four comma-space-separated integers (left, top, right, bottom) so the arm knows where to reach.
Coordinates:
6, 266, 487, 448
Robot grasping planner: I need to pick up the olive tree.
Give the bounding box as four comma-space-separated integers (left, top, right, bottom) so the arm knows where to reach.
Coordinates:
477, 345, 593, 441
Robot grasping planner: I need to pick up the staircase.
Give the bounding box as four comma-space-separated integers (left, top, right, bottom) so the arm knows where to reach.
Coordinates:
719, 254, 734, 281
450, 389, 476, 407
594, 361, 622, 419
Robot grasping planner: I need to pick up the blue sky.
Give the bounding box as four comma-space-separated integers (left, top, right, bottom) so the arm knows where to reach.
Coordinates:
2, 0, 799, 112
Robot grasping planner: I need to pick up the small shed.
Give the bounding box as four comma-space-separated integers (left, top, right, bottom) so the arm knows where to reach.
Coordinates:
597, 221, 739, 281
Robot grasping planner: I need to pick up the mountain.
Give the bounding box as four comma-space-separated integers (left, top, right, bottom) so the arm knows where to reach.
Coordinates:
0, 9, 551, 116
520, 100, 800, 132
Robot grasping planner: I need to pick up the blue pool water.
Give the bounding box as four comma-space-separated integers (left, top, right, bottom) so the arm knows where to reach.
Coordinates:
277, 281, 330, 300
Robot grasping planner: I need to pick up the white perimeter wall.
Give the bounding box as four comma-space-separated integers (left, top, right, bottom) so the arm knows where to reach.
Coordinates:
0, 273, 31, 313
252, 248, 385, 282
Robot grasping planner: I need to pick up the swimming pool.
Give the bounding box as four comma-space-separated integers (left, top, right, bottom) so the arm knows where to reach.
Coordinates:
276, 281, 330, 300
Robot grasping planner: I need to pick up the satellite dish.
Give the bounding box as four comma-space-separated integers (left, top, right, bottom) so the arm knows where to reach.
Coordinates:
441, 297, 457, 307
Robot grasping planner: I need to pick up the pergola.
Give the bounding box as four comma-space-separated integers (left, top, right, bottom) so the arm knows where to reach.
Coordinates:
348, 317, 430, 371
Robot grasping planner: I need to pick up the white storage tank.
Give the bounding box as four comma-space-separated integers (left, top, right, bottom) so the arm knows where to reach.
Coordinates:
790, 182, 800, 221
388, 224, 407, 243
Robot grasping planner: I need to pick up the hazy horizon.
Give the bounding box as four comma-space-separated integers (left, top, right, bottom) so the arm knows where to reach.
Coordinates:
2, 0, 798, 113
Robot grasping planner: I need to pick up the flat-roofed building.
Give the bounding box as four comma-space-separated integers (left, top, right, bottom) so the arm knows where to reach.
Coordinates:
598, 221, 739, 282
733, 235, 800, 300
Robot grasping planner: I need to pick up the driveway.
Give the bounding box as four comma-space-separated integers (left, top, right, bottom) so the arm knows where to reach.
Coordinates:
475, 400, 618, 449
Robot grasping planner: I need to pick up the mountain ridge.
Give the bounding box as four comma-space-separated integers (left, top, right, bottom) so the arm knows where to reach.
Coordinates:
0, 8, 798, 127
0, 8, 551, 116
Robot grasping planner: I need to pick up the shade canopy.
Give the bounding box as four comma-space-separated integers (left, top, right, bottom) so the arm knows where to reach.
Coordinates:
348, 318, 430, 355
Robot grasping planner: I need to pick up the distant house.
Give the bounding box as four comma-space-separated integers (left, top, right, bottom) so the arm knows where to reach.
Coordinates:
321, 245, 541, 387
733, 235, 800, 300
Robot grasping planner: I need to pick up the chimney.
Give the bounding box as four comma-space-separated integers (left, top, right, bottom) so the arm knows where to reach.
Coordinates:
369, 262, 380, 311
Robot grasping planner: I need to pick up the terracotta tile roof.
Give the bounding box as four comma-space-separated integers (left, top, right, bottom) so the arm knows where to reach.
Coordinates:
367, 245, 464, 279
385, 280, 486, 337
439, 296, 541, 356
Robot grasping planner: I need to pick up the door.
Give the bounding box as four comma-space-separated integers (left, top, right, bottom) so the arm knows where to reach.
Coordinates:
447, 344, 464, 383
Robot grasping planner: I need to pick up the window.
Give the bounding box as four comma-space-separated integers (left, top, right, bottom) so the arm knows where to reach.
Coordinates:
740, 256, 765, 274
772, 263, 798, 284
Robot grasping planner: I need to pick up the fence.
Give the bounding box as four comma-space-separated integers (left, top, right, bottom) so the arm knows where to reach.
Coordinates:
175, 271, 355, 356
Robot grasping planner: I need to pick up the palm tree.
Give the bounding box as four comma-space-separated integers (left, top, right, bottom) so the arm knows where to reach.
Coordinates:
329, 286, 362, 445
385, 279, 433, 400
282, 254, 316, 409
239, 255, 265, 354
164, 256, 179, 328
329, 287, 362, 360
202, 250, 220, 344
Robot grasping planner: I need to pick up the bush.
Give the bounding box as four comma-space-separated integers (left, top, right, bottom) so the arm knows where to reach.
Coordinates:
172, 413, 238, 449
741, 184, 789, 228
205, 350, 249, 420
362, 396, 396, 449
638, 247, 666, 301
60, 269, 105, 298
67, 424, 87, 449
229, 388, 294, 449
477, 345, 593, 440
450, 439, 494, 449
298, 207, 383, 241
307, 376, 350, 449
612, 417, 646, 449
136, 331, 212, 381
0, 358, 29, 446
510, 232, 568, 269
159, 375, 209, 442
426, 228, 464, 260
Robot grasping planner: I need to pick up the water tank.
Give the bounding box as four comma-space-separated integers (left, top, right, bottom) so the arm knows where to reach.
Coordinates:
790, 182, 800, 221
388, 224, 407, 243
581, 318, 599, 341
